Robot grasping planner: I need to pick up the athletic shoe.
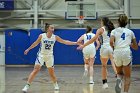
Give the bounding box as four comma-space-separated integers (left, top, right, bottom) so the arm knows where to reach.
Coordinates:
54, 83, 59, 90
22, 84, 30, 92
115, 79, 122, 93
89, 80, 94, 84
102, 83, 108, 89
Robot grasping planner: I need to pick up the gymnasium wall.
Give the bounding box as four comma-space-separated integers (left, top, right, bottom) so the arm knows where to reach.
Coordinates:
5, 29, 140, 65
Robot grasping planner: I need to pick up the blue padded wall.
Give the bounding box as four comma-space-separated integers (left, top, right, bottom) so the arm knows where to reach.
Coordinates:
5, 29, 30, 65
5, 29, 140, 65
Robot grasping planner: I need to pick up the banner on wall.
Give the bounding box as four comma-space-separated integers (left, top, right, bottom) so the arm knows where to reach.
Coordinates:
0, 0, 14, 10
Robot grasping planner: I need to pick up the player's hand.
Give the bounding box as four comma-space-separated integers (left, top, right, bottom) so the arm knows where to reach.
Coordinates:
24, 49, 29, 55
76, 42, 82, 45
77, 45, 84, 50
96, 46, 99, 50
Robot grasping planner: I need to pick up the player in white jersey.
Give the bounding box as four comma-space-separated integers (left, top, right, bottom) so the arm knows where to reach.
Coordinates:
110, 14, 138, 93
77, 26, 100, 84
22, 23, 78, 92
78, 17, 117, 89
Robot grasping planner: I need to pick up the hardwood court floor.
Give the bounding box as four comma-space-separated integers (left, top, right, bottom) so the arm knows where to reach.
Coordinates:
0, 65, 140, 93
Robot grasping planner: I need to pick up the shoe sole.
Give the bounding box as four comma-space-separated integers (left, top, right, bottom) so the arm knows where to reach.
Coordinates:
115, 79, 121, 93
22, 90, 27, 93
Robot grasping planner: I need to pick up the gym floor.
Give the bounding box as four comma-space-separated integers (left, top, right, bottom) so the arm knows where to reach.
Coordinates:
0, 66, 140, 93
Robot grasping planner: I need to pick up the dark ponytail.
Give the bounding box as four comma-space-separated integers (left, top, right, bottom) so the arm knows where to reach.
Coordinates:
45, 23, 51, 31
86, 26, 92, 34
102, 17, 115, 35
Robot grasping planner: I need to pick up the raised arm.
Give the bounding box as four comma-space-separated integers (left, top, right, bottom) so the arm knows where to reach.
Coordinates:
95, 37, 100, 50
77, 35, 84, 45
24, 35, 42, 55
83, 28, 103, 48
56, 36, 77, 45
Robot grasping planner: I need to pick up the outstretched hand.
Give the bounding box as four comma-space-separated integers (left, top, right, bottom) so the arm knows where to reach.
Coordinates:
77, 45, 84, 50
24, 49, 29, 55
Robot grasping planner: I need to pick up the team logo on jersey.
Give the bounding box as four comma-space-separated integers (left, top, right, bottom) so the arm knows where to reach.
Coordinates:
43, 40, 54, 44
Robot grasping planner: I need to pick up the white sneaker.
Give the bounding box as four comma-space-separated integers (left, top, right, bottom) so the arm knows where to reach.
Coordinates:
89, 80, 94, 84
115, 79, 122, 93
54, 83, 59, 90
102, 83, 108, 89
22, 85, 30, 92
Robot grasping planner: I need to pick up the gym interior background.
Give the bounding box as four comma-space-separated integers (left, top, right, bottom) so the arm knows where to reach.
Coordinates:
0, 0, 140, 93
0, 0, 140, 65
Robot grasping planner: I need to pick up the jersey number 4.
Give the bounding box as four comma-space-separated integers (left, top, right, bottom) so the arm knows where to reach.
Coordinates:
121, 33, 125, 40
45, 44, 51, 50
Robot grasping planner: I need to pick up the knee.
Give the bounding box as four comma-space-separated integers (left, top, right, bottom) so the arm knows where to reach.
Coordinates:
33, 68, 40, 74
102, 64, 107, 68
117, 71, 123, 75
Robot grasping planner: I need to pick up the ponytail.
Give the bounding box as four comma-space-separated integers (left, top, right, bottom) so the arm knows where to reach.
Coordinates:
45, 23, 51, 31
86, 26, 92, 34
102, 17, 115, 35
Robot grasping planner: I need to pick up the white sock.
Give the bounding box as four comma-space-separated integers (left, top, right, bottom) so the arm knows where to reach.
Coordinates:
26, 83, 30, 87
90, 77, 93, 81
84, 64, 88, 71
54, 82, 58, 87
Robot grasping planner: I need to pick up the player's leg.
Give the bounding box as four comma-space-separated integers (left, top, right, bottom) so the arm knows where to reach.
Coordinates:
115, 66, 123, 93
100, 46, 110, 88
83, 58, 89, 77
109, 54, 117, 77
100, 57, 109, 89
46, 55, 59, 90
48, 67, 59, 90
89, 57, 95, 84
122, 49, 132, 93
114, 50, 123, 93
22, 64, 41, 92
123, 65, 131, 93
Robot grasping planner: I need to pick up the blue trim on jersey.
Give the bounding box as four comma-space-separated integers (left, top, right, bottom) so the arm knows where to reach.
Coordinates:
36, 57, 41, 64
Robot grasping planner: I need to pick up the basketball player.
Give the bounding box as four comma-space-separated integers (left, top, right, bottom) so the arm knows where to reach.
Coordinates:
77, 26, 100, 84
77, 17, 117, 89
110, 14, 138, 93
22, 23, 78, 92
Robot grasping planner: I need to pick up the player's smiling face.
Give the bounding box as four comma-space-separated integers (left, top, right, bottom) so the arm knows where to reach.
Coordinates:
48, 25, 54, 33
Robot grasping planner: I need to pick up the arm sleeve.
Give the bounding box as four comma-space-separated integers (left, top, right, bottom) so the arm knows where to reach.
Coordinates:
111, 30, 115, 36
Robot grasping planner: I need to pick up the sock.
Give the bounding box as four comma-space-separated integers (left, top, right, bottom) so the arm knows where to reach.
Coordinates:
84, 64, 88, 71
54, 82, 58, 87
90, 77, 93, 81
26, 83, 30, 87
102, 79, 107, 84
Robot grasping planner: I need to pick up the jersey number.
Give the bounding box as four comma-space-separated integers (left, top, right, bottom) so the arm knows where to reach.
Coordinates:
121, 33, 125, 40
87, 35, 92, 40
45, 44, 51, 50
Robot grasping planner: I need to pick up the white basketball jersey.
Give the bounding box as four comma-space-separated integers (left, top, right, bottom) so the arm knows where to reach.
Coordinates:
111, 27, 135, 49
83, 33, 95, 47
101, 27, 110, 46
38, 33, 56, 55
